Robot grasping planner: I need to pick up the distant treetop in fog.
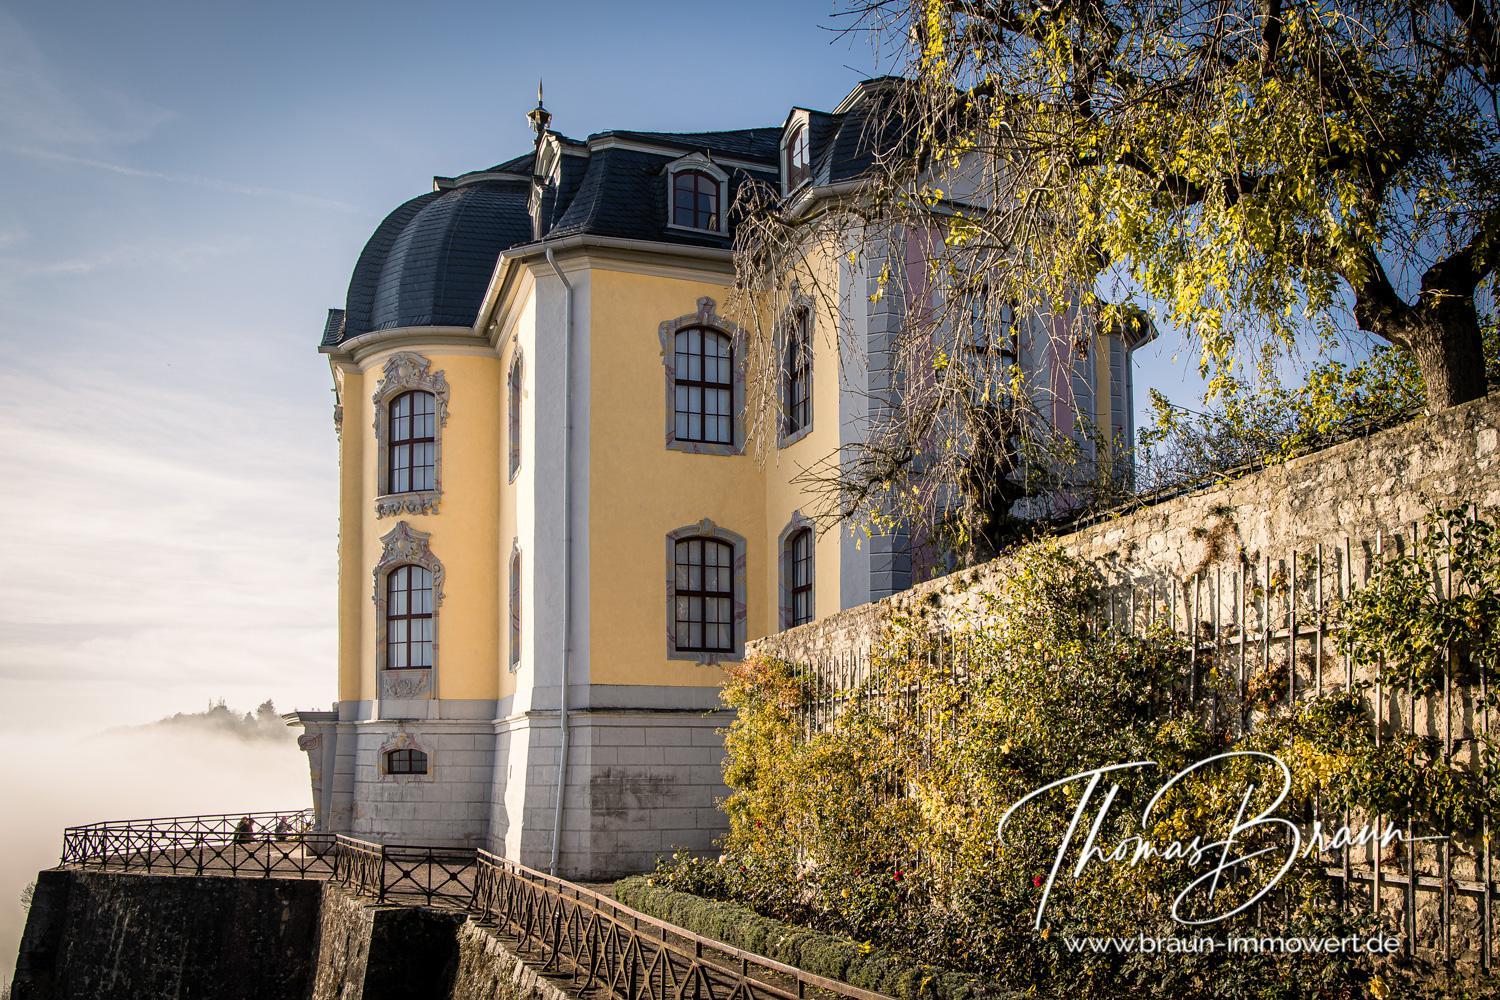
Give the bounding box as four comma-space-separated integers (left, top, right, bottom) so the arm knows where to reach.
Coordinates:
124, 699, 294, 743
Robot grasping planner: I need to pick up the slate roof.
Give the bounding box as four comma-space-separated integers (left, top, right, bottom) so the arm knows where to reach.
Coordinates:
339, 178, 533, 343
324, 83, 901, 348
321, 308, 345, 346
545, 147, 776, 248
804, 87, 906, 189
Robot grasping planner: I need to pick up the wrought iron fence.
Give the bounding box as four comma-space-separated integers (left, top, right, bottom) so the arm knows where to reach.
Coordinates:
59, 814, 476, 908
470, 850, 889, 1000
57, 816, 893, 999
61, 809, 334, 879
329, 835, 476, 905
782, 519, 1498, 973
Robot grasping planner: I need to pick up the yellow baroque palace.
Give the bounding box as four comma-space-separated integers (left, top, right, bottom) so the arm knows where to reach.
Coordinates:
290, 79, 1149, 878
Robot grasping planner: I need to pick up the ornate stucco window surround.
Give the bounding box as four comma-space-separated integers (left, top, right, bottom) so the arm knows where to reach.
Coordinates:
778, 287, 816, 449
665, 154, 729, 237
372, 351, 450, 517
659, 297, 747, 457
377, 730, 434, 783
372, 521, 445, 701
665, 518, 747, 664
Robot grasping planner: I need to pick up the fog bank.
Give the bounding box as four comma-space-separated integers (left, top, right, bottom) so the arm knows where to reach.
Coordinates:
0, 709, 309, 989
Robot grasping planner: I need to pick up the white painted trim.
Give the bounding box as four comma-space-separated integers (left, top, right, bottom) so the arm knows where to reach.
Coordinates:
474, 236, 733, 342
834, 77, 903, 114
570, 254, 734, 283
664, 222, 728, 238
783, 179, 868, 219
323, 326, 493, 364
666, 154, 729, 236
433, 171, 530, 190
536, 136, 562, 182
780, 110, 811, 197
586, 136, 773, 174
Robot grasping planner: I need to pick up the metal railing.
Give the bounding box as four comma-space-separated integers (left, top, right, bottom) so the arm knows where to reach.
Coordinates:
471, 850, 890, 1000
62, 809, 334, 879
329, 835, 476, 906
57, 813, 893, 999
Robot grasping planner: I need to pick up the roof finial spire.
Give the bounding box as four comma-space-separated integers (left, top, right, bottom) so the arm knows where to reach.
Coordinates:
527, 79, 551, 141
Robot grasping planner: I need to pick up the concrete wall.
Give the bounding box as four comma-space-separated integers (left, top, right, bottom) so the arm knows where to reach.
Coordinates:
753, 392, 1500, 660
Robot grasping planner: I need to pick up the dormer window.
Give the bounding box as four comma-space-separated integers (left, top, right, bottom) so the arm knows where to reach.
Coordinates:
785, 122, 810, 190
673, 171, 719, 230
666, 156, 728, 235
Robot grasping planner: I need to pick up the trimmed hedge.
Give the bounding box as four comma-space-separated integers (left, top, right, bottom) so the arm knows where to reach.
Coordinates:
612, 877, 1008, 1000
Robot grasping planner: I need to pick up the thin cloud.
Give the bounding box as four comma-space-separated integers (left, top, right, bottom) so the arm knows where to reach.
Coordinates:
2, 144, 359, 213
0, 358, 335, 727
0, 8, 175, 148
3, 236, 253, 278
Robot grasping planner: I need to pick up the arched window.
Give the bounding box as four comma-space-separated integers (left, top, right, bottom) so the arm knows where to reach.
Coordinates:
782, 308, 811, 438
385, 565, 433, 670
672, 169, 720, 231
508, 352, 523, 480
785, 123, 809, 190
387, 391, 436, 494
509, 545, 522, 669
673, 536, 734, 654
385, 748, 428, 775
372, 353, 447, 517
673, 327, 733, 445
786, 528, 814, 627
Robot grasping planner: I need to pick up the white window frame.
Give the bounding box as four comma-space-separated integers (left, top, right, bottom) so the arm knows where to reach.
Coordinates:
781, 111, 811, 196
666, 154, 729, 237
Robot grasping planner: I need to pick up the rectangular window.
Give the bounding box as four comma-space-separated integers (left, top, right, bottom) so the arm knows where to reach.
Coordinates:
789, 528, 813, 627
674, 537, 734, 653
673, 328, 733, 445
388, 391, 436, 494
784, 311, 811, 437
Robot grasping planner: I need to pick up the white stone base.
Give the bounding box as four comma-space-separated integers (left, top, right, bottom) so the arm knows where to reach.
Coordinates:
293, 700, 732, 877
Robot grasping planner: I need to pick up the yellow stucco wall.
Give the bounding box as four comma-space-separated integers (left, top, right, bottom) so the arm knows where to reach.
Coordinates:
332, 256, 1139, 708
341, 347, 503, 704
761, 248, 844, 627
586, 268, 766, 689
335, 365, 366, 701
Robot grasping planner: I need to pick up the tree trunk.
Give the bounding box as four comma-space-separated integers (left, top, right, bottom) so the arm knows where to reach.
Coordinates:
1406, 300, 1488, 410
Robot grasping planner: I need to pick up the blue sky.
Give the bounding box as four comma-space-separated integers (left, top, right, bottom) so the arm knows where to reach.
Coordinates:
0, 0, 1250, 732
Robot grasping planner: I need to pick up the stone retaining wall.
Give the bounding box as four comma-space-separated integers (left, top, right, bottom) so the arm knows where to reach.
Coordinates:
11, 871, 575, 1000
753, 392, 1500, 660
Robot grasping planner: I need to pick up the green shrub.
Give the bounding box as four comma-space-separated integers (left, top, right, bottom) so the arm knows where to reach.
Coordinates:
615, 876, 986, 999
650, 525, 1500, 998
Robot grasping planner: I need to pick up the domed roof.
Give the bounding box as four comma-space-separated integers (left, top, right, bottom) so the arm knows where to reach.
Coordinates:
332, 177, 533, 345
